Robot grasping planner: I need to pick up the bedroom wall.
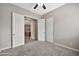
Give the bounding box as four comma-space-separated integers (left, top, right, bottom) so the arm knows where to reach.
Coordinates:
0, 3, 40, 51
43, 3, 79, 50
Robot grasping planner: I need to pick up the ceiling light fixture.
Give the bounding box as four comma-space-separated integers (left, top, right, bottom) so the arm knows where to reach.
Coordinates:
33, 3, 46, 9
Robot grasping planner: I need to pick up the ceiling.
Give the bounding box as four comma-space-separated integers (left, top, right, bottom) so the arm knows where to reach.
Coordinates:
12, 3, 66, 15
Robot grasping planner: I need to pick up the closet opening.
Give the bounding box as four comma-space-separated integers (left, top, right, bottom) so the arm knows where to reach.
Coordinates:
24, 16, 38, 44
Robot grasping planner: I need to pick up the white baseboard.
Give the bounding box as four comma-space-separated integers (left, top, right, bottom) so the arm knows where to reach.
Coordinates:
0, 46, 11, 52
46, 40, 54, 43
54, 42, 79, 52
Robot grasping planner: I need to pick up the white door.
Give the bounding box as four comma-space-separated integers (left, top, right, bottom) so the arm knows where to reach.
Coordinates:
46, 17, 53, 42
12, 12, 24, 48
38, 19, 45, 41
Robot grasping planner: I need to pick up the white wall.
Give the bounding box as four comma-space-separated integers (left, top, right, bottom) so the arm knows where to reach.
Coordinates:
43, 3, 79, 50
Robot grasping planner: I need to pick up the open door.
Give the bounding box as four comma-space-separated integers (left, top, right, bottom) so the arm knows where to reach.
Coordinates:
12, 12, 24, 48
38, 19, 45, 41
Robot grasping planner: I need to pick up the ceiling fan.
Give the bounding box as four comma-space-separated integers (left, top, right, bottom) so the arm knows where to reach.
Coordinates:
33, 3, 46, 9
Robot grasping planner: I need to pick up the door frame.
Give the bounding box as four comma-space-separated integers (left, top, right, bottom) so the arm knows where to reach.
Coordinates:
24, 17, 38, 43
11, 12, 40, 48
11, 12, 25, 48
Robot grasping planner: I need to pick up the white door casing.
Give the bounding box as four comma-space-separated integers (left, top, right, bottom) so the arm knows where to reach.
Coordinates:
12, 12, 24, 48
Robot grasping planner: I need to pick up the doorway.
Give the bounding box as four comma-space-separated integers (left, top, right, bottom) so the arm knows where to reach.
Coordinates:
24, 16, 38, 44
12, 12, 45, 48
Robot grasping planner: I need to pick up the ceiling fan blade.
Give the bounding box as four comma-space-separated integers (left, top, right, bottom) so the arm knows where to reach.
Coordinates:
42, 4, 46, 9
34, 4, 38, 9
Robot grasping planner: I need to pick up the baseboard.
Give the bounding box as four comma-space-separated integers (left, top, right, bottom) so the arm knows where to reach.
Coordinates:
54, 42, 79, 52
0, 46, 11, 52
46, 40, 54, 43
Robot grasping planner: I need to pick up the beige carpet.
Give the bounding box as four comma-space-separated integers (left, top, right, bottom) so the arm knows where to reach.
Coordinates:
0, 41, 79, 56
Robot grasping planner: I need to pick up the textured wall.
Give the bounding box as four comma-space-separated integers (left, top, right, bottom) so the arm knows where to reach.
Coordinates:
44, 3, 79, 50
0, 3, 40, 50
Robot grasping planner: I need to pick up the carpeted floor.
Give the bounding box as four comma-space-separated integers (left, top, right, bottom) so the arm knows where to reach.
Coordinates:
0, 41, 79, 56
